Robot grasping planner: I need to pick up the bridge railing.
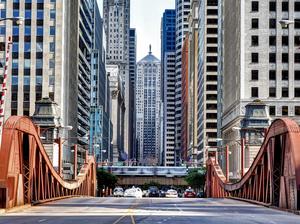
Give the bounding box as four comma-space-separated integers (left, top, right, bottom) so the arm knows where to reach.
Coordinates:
0, 116, 96, 209
206, 118, 300, 211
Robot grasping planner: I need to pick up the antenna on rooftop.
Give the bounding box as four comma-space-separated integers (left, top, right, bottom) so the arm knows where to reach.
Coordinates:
149, 44, 152, 54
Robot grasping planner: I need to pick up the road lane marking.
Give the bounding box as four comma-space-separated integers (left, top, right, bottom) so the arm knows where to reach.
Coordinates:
174, 204, 182, 212
112, 215, 127, 224
130, 215, 136, 224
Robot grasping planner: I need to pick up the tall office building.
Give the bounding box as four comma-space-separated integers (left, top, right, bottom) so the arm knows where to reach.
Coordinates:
222, 1, 300, 179
181, 0, 199, 167
161, 9, 176, 166
129, 28, 137, 160
197, 0, 219, 165
184, 0, 199, 166
103, 0, 132, 159
136, 48, 161, 165
175, 0, 191, 165
90, 1, 112, 164
0, 0, 94, 161
107, 64, 125, 163
129, 28, 136, 88
181, 35, 189, 162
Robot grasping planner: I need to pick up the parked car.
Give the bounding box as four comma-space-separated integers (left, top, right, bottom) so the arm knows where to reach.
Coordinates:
148, 186, 160, 197
165, 189, 178, 198
124, 187, 143, 198
142, 190, 149, 197
197, 192, 204, 198
184, 188, 196, 198
159, 190, 166, 197
113, 187, 124, 197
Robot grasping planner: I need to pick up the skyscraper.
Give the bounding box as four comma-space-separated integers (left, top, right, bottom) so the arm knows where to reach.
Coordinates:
1, 0, 94, 160
197, 0, 219, 165
90, 1, 112, 164
161, 9, 176, 166
222, 0, 300, 179
136, 47, 161, 165
129, 28, 136, 89
103, 0, 132, 159
175, 0, 191, 165
129, 28, 137, 160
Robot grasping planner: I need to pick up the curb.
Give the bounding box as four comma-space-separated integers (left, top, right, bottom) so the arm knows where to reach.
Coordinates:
2, 204, 31, 214
229, 197, 300, 216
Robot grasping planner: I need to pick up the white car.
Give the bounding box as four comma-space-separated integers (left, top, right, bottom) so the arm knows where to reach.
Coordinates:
124, 187, 143, 198
113, 187, 124, 197
165, 189, 178, 198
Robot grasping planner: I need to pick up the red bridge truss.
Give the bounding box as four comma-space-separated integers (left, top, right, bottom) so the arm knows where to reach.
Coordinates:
0, 116, 96, 209
206, 118, 300, 211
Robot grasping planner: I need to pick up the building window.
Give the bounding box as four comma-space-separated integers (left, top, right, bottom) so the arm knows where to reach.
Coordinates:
252, 53, 258, 63
269, 2, 276, 11
295, 88, 300, 97
282, 36, 289, 46
251, 35, 258, 46
282, 87, 289, 97
282, 106, 288, 115
269, 87, 276, 97
295, 54, 300, 63
50, 42, 55, 52
252, 1, 259, 12
282, 53, 288, 63
296, 19, 300, 29
37, 9, 44, 20
296, 2, 300, 11
282, 70, 289, 80
269, 36, 276, 46
269, 70, 276, 80
11, 92, 17, 101
295, 70, 300, 80
50, 26, 55, 35
36, 26, 43, 36
50, 9, 55, 19
269, 53, 276, 63
252, 18, 259, 29
251, 87, 258, 98
269, 106, 276, 116
269, 19, 276, 29
282, 1, 289, 11
251, 70, 258, 80
295, 36, 300, 46
295, 106, 300, 115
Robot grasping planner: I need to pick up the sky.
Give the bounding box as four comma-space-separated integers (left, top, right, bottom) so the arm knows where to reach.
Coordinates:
97, 0, 175, 61
131, 0, 175, 61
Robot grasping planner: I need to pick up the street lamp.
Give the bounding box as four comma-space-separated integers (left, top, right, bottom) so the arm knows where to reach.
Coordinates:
0, 17, 24, 25
279, 19, 296, 28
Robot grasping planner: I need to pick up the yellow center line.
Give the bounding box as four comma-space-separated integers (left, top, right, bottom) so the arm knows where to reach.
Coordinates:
113, 200, 139, 224
130, 215, 136, 224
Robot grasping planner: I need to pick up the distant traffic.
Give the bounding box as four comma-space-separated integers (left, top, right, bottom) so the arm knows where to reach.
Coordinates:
113, 186, 202, 198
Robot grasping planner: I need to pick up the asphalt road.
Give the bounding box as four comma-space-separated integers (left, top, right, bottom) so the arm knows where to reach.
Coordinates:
1, 197, 300, 224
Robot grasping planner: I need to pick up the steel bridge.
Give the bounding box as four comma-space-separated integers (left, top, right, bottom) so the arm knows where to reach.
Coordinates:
206, 118, 300, 212
0, 116, 96, 209
0, 116, 300, 214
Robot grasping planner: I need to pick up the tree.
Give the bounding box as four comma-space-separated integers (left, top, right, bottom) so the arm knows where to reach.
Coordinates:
142, 181, 161, 190
97, 168, 118, 196
184, 168, 206, 194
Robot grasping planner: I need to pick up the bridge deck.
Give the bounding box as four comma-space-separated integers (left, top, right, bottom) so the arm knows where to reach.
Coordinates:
1, 197, 300, 224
